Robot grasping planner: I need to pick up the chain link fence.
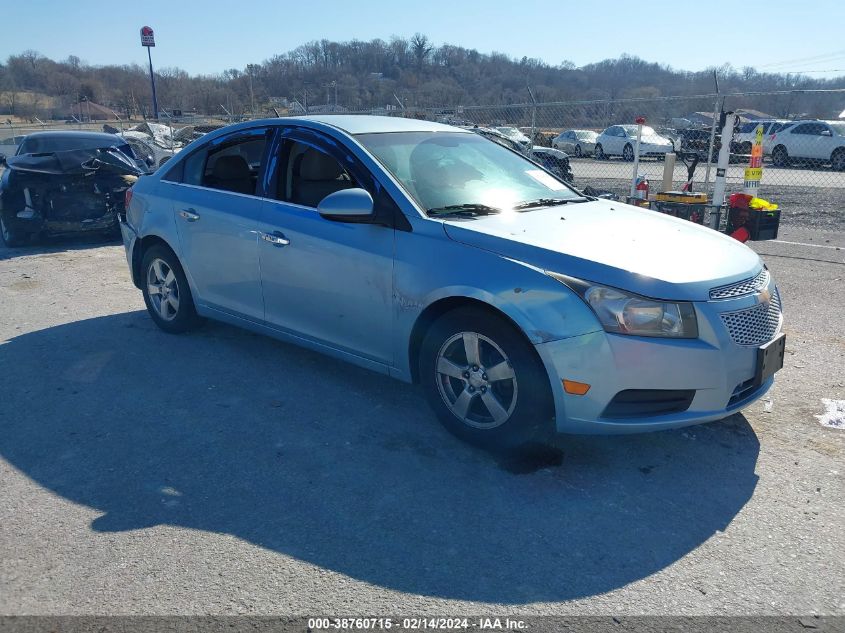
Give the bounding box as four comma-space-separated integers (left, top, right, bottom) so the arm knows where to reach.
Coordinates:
3, 89, 843, 229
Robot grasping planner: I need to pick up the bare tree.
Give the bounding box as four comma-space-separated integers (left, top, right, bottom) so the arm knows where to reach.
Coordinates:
410, 33, 432, 71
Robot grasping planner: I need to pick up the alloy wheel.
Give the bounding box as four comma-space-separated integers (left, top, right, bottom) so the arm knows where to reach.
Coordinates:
435, 331, 518, 429
146, 257, 180, 321
574, 145, 582, 157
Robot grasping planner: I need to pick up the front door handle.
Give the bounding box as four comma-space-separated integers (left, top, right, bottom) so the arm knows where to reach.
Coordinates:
180, 209, 200, 222
261, 231, 290, 247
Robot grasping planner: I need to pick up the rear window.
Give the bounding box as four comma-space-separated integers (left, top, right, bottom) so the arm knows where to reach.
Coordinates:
17, 135, 124, 154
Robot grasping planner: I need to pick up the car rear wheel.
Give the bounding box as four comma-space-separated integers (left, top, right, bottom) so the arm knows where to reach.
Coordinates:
594, 144, 605, 160
831, 148, 845, 171
622, 143, 634, 162
141, 244, 201, 334
772, 145, 790, 167
0, 214, 28, 247
419, 306, 553, 449
574, 144, 583, 158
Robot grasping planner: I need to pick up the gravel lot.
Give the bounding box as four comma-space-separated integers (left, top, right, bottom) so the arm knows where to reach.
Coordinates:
0, 224, 843, 616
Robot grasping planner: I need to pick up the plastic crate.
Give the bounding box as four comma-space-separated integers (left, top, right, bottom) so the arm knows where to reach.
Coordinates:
652, 201, 706, 224
727, 207, 781, 241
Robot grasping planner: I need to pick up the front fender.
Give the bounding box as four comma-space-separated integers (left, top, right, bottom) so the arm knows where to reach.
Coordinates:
392, 219, 601, 382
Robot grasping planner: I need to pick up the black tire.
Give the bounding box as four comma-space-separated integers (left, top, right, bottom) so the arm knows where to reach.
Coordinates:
574, 144, 583, 158
622, 143, 634, 162
419, 306, 554, 450
140, 244, 201, 334
831, 148, 845, 171
772, 145, 789, 168
0, 213, 29, 247
594, 144, 605, 160
740, 142, 752, 155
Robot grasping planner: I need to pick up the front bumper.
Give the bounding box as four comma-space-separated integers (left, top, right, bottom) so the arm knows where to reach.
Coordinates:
535, 289, 780, 434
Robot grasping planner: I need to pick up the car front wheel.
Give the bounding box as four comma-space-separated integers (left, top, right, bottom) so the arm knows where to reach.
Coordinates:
419, 306, 553, 449
141, 244, 201, 333
594, 144, 605, 160
574, 144, 583, 157
622, 143, 634, 162
831, 148, 845, 171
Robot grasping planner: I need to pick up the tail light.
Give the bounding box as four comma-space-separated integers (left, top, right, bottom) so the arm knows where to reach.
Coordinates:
124, 187, 133, 210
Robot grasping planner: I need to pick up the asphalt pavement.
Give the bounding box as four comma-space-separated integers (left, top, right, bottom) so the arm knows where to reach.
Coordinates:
0, 226, 843, 616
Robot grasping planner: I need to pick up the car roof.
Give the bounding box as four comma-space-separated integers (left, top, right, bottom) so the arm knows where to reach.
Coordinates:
281, 115, 465, 135
22, 131, 122, 142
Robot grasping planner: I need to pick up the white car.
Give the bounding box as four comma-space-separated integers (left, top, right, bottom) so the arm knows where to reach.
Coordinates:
733, 120, 787, 154
495, 126, 531, 147
594, 125, 674, 161
767, 120, 845, 170
120, 131, 180, 172
552, 129, 598, 157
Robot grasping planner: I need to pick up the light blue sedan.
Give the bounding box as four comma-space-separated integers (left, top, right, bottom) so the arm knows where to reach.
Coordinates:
120, 116, 785, 448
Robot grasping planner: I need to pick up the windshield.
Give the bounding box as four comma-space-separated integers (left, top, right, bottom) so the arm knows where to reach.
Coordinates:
496, 127, 524, 139
357, 131, 581, 214
576, 131, 597, 140
829, 123, 845, 136
622, 125, 657, 136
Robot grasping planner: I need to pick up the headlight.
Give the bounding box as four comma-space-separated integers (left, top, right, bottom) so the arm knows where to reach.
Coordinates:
549, 273, 698, 338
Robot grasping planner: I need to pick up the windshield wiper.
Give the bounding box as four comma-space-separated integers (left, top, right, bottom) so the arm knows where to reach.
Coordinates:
512, 197, 588, 210
428, 203, 502, 217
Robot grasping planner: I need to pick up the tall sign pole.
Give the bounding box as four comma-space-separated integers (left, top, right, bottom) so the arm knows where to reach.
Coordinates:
140, 26, 159, 120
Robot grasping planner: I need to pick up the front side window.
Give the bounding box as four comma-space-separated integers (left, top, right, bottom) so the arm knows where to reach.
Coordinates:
357, 131, 582, 214
791, 123, 817, 135
276, 141, 356, 208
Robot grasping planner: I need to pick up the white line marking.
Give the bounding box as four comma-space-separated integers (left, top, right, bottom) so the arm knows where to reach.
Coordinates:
769, 240, 843, 250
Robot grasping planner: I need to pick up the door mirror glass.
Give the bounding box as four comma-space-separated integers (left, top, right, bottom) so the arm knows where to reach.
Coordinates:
820, 129, 832, 137
317, 188, 374, 219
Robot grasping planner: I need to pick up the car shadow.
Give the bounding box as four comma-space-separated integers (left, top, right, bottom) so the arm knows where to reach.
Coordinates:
0, 233, 120, 260
0, 311, 760, 604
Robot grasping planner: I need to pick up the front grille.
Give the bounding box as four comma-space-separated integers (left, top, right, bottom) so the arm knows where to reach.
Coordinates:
602, 389, 696, 419
710, 268, 769, 300
719, 289, 782, 346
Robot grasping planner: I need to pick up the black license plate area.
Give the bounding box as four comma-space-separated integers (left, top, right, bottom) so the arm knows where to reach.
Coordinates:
755, 333, 786, 386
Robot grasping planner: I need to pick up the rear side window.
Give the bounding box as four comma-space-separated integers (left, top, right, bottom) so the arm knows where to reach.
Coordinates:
170, 127, 271, 195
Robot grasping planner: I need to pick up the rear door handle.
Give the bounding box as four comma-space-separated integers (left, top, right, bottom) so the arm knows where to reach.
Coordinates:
179, 209, 200, 222
261, 231, 290, 247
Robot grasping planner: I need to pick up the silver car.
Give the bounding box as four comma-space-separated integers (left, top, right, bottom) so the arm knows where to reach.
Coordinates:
120, 116, 784, 448
552, 129, 598, 157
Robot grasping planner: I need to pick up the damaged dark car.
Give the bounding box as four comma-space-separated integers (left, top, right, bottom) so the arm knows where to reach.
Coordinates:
0, 131, 143, 247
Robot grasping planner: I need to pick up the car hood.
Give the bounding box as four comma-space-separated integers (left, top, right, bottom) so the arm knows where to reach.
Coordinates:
441, 199, 762, 302
640, 135, 673, 146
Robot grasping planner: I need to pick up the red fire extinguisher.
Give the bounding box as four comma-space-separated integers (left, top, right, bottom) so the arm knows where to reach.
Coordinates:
635, 175, 649, 200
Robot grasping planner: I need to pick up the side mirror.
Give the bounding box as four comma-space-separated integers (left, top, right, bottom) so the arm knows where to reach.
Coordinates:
821, 129, 833, 137
0, 154, 5, 166
317, 188, 374, 220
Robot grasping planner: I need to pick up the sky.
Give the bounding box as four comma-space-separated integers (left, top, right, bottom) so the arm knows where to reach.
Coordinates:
3, 0, 845, 78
